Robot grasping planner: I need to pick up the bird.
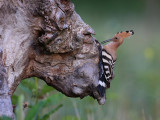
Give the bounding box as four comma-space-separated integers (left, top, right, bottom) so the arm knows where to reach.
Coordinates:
97, 30, 134, 97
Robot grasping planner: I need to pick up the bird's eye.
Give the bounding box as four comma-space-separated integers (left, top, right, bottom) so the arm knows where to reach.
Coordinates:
115, 37, 118, 39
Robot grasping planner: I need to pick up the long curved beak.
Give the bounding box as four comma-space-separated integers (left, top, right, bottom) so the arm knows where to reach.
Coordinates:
101, 38, 113, 44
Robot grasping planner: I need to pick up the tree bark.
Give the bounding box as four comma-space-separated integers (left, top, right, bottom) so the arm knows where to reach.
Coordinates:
0, 49, 13, 118
0, 0, 105, 117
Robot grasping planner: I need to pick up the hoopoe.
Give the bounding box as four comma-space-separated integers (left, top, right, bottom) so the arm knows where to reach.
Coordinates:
97, 30, 134, 97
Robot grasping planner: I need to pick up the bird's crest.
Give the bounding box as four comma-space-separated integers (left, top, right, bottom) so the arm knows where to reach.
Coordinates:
114, 30, 134, 39
101, 30, 134, 44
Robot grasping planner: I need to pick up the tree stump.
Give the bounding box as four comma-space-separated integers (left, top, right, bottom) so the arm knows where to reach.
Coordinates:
0, 0, 105, 118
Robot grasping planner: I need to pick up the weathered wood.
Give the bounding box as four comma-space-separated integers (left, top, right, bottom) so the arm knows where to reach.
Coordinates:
0, 0, 106, 117
0, 49, 14, 118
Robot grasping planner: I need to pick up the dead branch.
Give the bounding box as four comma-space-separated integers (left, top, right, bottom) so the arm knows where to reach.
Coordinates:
0, 0, 105, 117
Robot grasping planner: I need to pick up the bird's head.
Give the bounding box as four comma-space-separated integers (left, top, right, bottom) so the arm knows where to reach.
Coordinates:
101, 30, 134, 45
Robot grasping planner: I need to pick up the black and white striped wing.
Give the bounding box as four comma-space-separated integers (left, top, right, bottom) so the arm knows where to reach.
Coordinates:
101, 50, 113, 81
97, 49, 115, 97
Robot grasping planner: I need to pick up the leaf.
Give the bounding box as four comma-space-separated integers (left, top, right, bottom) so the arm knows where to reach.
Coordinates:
39, 104, 63, 120
21, 78, 36, 90
25, 100, 46, 120
16, 95, 25, 120
39, 84, 54, 97
43, 94, 63, 107
11, 94, 18, 105
19, 83, 32, 96
0, 116, 12, 120
25, 93, 63, 120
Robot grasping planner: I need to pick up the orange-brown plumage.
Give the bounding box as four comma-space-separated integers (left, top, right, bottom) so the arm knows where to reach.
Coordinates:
102, 30, 134, 60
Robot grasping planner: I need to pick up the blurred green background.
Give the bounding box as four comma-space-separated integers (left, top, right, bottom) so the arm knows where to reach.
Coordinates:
12, 0, 160, 120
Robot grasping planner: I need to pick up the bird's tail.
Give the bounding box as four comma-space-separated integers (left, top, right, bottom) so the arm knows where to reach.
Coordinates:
97, 74, 106, 97
97, 84, 106, 97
